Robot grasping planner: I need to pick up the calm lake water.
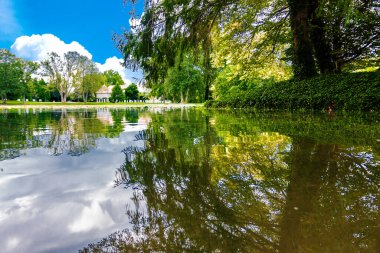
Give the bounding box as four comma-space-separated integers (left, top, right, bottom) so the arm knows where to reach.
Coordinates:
0, 108, 379, 253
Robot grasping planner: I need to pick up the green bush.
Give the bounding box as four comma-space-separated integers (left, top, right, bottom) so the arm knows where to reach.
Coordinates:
207, 71, 380, 111
110, 84, 125, 103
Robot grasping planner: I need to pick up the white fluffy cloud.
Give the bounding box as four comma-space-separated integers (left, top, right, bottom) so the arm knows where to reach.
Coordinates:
96, 56, 143, 86
11, 34, 92, 61
10, 33, 144, 87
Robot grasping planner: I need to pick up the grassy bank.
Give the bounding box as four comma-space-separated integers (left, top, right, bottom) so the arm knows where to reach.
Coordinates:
2, 101, 147, 106
0, 101, 200, 110
206, 71, 380, 111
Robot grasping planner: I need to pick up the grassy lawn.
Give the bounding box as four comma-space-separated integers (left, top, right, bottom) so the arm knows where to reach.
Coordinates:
0, 101, 202, 108
3, 101, 155, 106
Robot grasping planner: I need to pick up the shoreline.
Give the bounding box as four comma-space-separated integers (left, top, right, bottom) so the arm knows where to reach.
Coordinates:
0, 103, 201, 110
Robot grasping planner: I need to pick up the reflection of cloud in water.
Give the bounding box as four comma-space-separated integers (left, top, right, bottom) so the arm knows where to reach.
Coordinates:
69, 201, 115, 233
0, 129, 146, 253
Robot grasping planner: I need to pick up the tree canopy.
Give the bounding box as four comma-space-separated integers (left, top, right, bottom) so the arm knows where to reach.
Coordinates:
0, 49, 40, 103
117, 0, 380, 101
110, 84, 125, 102
124, 83, 139, 101
103, 70, 124, 86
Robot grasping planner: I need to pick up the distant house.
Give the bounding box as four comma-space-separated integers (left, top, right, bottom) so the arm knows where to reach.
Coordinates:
96, 84, 128, 102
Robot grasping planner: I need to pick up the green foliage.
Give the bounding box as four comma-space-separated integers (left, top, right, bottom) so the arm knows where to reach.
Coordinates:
81, 73, 105, 102
103, 70, 123, 86
118, 0, 236, 100
40, 52, 69, 102
41, 51, 100, 102
110, 84, 125, 102
0, 49, 23, 102
162, 57, 205, 103
209, 71, 380, 110
138, 92, 149, 102
124, 83, 139, 101
17, 60, 39, 102
213, 66, 267, 100
73, 55, 99, 102
27, 79, 51, 101
120, 0, 379, 96
317, 0, 380, 70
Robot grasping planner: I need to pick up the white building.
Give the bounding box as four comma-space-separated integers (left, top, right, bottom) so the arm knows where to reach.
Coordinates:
96, 85, 128, 102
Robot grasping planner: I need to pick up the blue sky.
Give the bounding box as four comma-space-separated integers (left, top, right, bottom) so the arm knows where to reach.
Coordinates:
0, 0, 143, 83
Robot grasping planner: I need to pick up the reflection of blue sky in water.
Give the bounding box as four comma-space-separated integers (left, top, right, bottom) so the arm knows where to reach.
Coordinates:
0, 126, 146, 253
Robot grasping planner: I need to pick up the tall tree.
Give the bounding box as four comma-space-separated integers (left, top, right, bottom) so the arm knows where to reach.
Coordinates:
81, 73, 106, 102
110, 84, 125, 102
74, 56, 102, 102
41, 52, 66, 102
317, 0, 380, 72
33, 78, 51, 101
163, 56, 204, 103
41, 51, 88, 102
287, 0, 318, 78
124, 83, 139, 101
117, 0, 242, 101
119, 0, 379, 93
0, 49, 23, 103
19, 60, 39, 103
103, 70, 124, 86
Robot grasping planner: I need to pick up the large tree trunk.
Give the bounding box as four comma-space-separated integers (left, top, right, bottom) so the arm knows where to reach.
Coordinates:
61, 93, 67, 103
83, 92, 88, 103
288, 0, 317, 78
180, 90, 184, 103
309, 0, 336, 74
203, 33, 212, 101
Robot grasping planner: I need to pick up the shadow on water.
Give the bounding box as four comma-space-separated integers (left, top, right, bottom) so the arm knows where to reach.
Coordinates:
81, 110, 380, 253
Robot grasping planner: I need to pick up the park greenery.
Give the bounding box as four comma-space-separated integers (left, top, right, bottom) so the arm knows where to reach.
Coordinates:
1, 1, 379, 109
117, 0, 379, 109
0, 49, 146, 104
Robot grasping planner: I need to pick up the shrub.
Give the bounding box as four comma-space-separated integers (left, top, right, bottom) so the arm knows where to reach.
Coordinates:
208, 71, 380, 111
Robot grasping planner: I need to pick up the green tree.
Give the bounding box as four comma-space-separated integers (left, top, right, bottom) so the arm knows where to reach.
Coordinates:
163, 56, 204, 103
34, 79, 51, 101
110, 84, 125, 102
73, 56, 104, 102
315, 0, 380, 72
139, 92, 148, 102
0, 49, 23, 103
74, 55, 95, 102
117, 0, 229, 100
81, 73, 106, 102
18, 60, 39, 103
124, 83, 139, 101
40, 52, 66, 102
119, 0, 379, 95
103, 70, 124, 86
41, 51, 94, 102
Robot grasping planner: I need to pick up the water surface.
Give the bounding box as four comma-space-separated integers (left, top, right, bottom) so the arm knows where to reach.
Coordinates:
0, 108, 379, 253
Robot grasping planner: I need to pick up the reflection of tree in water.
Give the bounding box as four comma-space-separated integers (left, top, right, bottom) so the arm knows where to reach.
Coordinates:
82, 111, 380, 253
0, 109, 53, 160
44, 109, 107, 156
107, 109, 141, 137
280, 141, 380, 253
0, 109, 132, 159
